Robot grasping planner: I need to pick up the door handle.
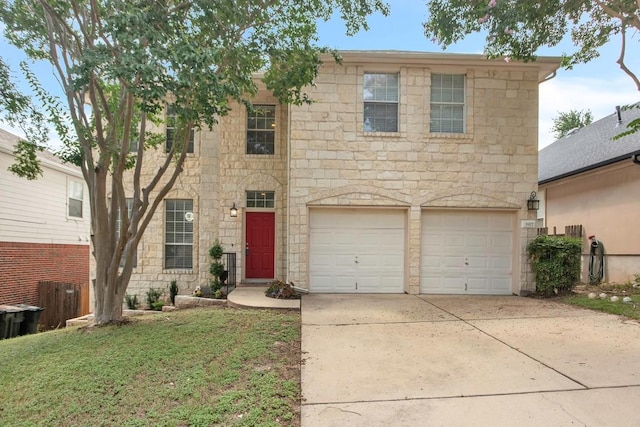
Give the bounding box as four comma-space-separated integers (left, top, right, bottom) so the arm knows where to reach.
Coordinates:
245, 243, 249, 256
355, 256, 359, 264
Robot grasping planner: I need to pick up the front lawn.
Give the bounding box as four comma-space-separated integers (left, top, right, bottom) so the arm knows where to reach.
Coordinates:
0, 307, 300, 426
561, 282, 640, 320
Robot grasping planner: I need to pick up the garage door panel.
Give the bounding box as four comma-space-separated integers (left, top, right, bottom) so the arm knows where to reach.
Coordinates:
490, 277, 511, 292
310, 209, 405, 293
491, 256, 511, 270
467, 256, 488, 269
420, 210, 514, 295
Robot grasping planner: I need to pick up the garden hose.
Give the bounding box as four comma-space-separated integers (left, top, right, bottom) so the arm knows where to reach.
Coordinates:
588, 236, 604, 285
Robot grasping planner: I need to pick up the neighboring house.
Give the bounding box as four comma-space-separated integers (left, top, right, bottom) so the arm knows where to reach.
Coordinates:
0, 129, 91, 306
124, 50, 561, 299
539, 105, 640, 284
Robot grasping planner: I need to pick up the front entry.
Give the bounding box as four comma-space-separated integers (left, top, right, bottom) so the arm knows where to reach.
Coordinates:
245, 212, 275, 279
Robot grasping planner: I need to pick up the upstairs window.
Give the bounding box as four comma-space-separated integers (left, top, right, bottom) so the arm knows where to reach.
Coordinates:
68, 180, 84, 218
363, 73, 398, 132
430, 74, 465, 133
247, 105, 276, 154
115, 198, 137, 267
165, 105, 194, 153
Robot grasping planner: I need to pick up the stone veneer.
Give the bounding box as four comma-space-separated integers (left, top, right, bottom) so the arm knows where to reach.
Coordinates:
123, 52, 558, 299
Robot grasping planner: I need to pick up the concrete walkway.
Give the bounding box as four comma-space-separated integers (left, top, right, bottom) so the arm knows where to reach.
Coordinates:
301, 294, 640, 426
227, 286, 300, 310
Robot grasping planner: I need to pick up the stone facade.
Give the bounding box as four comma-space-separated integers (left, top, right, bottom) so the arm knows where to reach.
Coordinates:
124, 51, 560, 299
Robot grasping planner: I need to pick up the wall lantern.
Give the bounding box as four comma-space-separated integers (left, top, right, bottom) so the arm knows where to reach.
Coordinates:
527, 191, 540, 211
230, 202, 238, 218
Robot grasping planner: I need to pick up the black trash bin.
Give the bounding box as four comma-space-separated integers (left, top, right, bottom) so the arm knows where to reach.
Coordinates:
0, 308, 10, 339
14, 304, 45, 335
0, 305, 25, 339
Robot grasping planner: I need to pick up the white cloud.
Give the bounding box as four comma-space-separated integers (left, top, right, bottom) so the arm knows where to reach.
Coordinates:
539, 74, 639, 149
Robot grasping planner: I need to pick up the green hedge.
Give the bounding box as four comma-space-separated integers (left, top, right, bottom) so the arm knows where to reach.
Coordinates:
527, 235, 582, 296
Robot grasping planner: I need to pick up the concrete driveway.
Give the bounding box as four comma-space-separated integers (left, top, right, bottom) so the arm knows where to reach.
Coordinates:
301, 294, 640, 426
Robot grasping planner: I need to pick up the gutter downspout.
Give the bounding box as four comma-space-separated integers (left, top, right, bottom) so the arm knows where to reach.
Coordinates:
286, 103, 291, 283
539, 70, 557, 84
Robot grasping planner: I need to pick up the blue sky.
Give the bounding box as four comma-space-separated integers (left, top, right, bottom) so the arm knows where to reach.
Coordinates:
1, 1, 639, 149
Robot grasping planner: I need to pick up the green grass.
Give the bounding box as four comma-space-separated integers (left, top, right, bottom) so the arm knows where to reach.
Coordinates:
561, 294, 640, 320
0, 308, 300, 426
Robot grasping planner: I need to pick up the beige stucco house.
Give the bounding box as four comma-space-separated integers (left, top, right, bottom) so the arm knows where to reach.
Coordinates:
123, 50, 562, 300
539, 105, 640, 284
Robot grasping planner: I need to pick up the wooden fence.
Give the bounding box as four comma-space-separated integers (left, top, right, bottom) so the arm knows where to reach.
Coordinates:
537, 224, 583, 238
38, 281, 89, 329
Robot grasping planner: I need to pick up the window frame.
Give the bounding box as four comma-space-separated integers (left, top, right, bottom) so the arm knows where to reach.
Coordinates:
246, 104, 276, 155
165, 105, 195, 153
245, 191, 275, 209
164, 199, 194, 270
115, 198, 137, 267
363, 72, 399, 133
67, 180, 84, 219
430, 73, 466, 134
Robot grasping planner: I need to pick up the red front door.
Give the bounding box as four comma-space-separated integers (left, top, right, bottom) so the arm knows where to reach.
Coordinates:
245, 212, 275, 279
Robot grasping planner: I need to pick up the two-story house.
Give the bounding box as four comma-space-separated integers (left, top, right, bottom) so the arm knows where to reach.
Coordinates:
0, 128, 91, 306
124, 50, 561, 299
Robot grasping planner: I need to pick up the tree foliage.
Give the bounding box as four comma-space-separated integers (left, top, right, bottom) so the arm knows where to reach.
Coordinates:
0, 0, 389, 324
551, 109, 593, 139
423, 0, 640, 94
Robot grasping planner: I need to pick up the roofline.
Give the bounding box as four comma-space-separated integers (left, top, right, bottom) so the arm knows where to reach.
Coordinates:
0, 138, 83, 179
539, 150, 640, 185
331, 50, 562, 82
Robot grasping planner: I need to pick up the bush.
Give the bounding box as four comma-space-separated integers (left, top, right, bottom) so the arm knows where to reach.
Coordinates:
146, 287, 164, 310
124, 294, 139, 310
169, 280, 179, 305
209, 240, 225, 290
528, 235, 582, 296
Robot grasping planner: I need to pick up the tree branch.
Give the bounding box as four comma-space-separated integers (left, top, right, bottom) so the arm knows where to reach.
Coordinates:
615, 21, 640, 92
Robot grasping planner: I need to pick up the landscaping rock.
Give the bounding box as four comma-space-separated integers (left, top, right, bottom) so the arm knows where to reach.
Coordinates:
588, 293, 596, 299
174, 295, 226, 309
610, 296, 620, 302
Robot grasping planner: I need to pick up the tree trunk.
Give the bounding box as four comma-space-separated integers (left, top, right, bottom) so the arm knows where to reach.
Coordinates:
93, 273, 124, 325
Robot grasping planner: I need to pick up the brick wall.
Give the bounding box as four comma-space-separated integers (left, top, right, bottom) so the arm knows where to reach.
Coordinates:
0, 242, 90, 306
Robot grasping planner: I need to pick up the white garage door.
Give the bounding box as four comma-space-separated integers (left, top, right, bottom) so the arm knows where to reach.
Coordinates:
420, 210, 514, 295
310, 208, 405, 293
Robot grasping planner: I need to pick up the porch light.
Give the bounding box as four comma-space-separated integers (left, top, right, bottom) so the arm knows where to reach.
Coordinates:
527, 191, 539, 211
230, 202, 238, 218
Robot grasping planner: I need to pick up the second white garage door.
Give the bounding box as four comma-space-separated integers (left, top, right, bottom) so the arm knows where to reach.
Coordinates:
310, 208, 405, 293
420, 210, 515, 295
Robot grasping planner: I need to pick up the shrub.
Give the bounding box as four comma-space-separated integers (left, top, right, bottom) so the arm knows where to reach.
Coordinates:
146, 287, 164, 310
265, 280, 300, 299
169, 280, 179, 305
124, 294, 139, 310
528, 235, 582, 296
208, 240, 225, 291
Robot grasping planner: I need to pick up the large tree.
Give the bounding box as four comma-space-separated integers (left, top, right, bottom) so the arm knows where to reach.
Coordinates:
423, 0, 640, 92
0, 0, 388, 325
551, 109, 593, 139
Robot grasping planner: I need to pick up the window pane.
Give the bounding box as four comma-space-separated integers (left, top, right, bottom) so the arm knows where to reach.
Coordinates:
165, 199, 193, 269
165, 105, 194, 153
68, 199, 82, 218
246, 105, 275, 155
363, 103, 398, 132
430, 74, 465, 134
364, 73, 398, 102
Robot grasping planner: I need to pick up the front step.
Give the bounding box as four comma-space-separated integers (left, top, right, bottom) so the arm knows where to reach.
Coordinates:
238, 280, 273, 287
